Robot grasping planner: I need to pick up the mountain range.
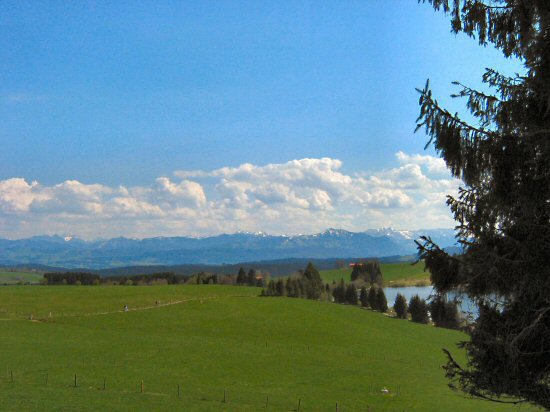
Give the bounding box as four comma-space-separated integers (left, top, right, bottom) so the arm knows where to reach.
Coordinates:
0, 228, 457, 269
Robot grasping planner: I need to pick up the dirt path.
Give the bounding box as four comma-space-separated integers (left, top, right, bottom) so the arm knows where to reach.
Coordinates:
0, 294, 254, 321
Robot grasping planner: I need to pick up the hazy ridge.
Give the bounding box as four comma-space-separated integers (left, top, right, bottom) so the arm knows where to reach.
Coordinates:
0, 228, 456, 269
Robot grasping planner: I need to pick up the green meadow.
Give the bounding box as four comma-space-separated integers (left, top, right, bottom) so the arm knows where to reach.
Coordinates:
0, 285, 534, 411
320, 262, 430, 286
0, 270, 43, 285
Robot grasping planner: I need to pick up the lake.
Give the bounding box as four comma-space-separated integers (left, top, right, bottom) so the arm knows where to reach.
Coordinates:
385, 285, 477, 319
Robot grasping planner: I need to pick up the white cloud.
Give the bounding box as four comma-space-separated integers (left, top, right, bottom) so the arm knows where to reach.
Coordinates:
153, 177, 206, 207
395, 151, 449, 175
0, 153, 461, 239
0, 178, 41, 212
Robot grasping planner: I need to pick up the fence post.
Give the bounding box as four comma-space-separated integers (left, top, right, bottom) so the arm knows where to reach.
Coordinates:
10, 369, 13, 383
298, 398, 301, 411
74, 373, 77, 388
265, 395, 269, 408
141, 380, 144, 393
336, 401, 339, 411
103, 378, 106, 390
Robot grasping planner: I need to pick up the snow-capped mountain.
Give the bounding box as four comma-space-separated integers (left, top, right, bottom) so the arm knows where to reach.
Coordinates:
0, 228, 457, 269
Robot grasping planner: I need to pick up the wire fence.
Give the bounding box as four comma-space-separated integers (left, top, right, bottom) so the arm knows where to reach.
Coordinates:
0, 367, 413, 411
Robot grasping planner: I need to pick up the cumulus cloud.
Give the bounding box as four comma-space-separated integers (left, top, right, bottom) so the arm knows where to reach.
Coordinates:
0, 178, 42, 212
0, 153, 461, 239
395, 151, 449, 175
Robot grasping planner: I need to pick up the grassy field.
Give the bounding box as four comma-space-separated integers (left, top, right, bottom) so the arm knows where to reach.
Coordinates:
0, 285, 534, 411
320, 262, 431, 286
0, 270, 43, 285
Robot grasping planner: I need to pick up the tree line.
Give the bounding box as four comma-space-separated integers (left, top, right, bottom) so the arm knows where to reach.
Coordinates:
43, 272, 101, 285
43, 267, 267, 287
43, 263, 460, 330
262, 261, 461, 330
262, 262, 325, 300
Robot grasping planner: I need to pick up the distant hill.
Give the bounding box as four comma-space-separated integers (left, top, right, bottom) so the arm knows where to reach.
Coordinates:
0, 228, 456, 269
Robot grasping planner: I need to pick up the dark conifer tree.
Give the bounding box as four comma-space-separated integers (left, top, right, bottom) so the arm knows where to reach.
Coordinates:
345, 284, 358, 305
285, 277, 292, 297
247, 269, 256, 286
350, 264, 365, 281
376, 288, 388, 313
416, 2, 550, 406
365, 261, 383, 286
429, 296, 460, 330
266, 280, 276, 296
303, 262, 324, 299
237, 267, 247, 285
393, 293, 408, 319
408, 295, 429, 324
273, 278, 282, 296
359, 286, 368, 307
332, 279, 346, 303
367, 287, 378, 310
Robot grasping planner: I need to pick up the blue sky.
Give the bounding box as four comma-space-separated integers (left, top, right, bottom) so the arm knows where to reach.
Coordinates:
0, 1, 523, 239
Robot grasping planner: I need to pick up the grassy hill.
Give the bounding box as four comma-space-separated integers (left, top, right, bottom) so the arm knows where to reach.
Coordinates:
321, 262, 431, 286
0, 270, 43, 285
0, 285, 534, 411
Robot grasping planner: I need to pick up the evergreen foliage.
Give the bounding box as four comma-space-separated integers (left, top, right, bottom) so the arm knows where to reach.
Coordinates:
332, 279, 346, 303
275, 278, 285, 296
429, 296, 461, 330
264, 263, 325, 300
408, 295, 429, 324
350, 261, 383, 286
265, 280, 276, 296
367, 287, 378, 310
236, 267, 247, 285
247, 269, 256, 286
44, 272, 100, 285
345, 283, 358, 305
417, 1, 550, 407
394, 293, 408, 319
376, 288, 388, 313
359, 286, 368, 307
303, 262, 325, 299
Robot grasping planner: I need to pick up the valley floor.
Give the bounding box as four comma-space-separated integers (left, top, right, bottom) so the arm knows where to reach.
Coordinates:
0, 285, 537, 411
